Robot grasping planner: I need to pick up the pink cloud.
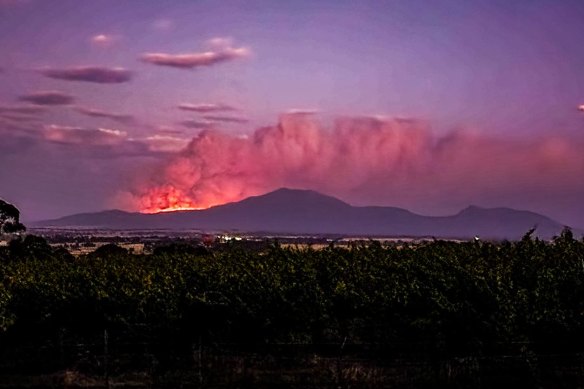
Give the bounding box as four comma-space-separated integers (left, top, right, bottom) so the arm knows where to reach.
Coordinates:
285, 108, 320, 115
43, 125, 127, 146
121, 114, 584, 224
144, 134, 190, 153
40, 125, 187, 158
141, 38, 250, 69
90, 34, 118, 47
178, 102, 237, 113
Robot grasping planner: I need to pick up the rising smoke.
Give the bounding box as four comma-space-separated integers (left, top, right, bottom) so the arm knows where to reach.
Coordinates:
117, 113, 584, 217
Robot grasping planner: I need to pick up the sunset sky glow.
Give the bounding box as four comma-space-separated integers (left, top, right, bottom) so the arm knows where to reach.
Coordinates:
0, 0, 583, 227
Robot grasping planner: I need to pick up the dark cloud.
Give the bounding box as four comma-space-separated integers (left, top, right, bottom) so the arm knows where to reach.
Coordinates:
19, 91, 74, 105
40, 66, 133, 83
202, 115, 249, 124
180, 119, 215, 129
141, 38, 250, 69
178, 115, 249, 130
156, 127, 184, 136
0, 104, 46, 114
178, 102, 237, 113
74, 106, 134, 124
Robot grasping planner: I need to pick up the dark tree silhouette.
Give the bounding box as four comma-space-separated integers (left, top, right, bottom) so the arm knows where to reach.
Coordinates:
0, 199, 26, 235
90, 243, 128, 259
8, 235, 53, 259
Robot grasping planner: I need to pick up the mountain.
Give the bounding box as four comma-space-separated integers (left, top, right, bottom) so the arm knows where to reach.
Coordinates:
34, 188, 574, 239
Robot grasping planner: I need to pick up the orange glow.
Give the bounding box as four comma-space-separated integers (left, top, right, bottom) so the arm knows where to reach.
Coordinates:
140, 185, 203, 213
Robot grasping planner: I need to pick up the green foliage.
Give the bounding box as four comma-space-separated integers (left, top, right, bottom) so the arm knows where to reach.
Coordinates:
0, 231, 583, 355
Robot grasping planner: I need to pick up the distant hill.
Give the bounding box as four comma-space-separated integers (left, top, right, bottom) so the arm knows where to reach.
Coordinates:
34, 188, 575, 239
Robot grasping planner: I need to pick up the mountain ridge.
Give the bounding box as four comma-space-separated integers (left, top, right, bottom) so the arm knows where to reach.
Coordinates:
34, 188, 578, 240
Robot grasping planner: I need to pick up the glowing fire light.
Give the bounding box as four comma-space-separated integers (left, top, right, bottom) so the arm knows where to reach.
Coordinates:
140, 185, 202, 213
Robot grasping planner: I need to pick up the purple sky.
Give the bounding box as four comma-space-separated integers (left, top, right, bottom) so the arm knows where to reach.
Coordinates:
0, 0, 583, 227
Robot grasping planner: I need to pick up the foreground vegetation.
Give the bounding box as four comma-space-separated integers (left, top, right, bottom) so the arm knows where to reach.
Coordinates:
0, 229, 583, 386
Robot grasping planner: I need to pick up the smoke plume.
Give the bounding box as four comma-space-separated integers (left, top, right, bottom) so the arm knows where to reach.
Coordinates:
119, 113, 584, 219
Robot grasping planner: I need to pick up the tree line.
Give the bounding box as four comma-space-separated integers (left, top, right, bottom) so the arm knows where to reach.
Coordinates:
1, 228, 583, 356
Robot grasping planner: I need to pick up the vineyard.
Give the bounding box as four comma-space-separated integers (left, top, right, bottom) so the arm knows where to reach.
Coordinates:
0, 230, 583, 387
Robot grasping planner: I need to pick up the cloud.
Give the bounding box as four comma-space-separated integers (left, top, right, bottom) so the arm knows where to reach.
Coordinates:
90, 34, 118, 47
178, 102, 237, 113
202, 115, 249, 124
74, 106, 134, 124
0, 117, 40, 135
0, 104, 46, 114
206, 37, 234, 49
120, 114, 584, 221
38, 124, 186, 159
43, 124, 127, 146
180, 119, 216, 129
0, 104, 45, 129
40, 66, 133, 83
19, 91, 74, 105
285, 108, 320, 115
144, 134, 190, 153
141, 38, 250, 69
0, 111, 43, 123
155, 126, 184, 136
152, 18, 173, 31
